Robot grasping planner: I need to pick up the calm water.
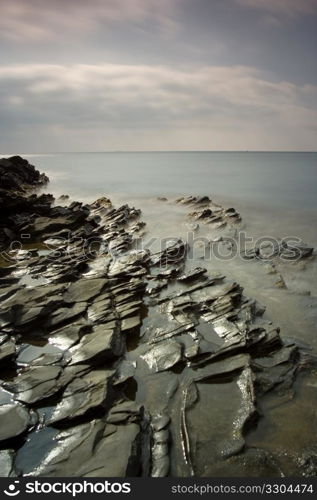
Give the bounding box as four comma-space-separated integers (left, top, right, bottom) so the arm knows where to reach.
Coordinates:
20, 151, 317, 244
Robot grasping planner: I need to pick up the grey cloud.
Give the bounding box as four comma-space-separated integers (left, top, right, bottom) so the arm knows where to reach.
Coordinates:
0, 63, 316, 152
234, 0, 317, 17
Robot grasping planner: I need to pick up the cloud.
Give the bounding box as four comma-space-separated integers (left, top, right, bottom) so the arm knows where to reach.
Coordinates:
0, 0, 179, 42
234, 0, 317, 17
0, 63, 316, 151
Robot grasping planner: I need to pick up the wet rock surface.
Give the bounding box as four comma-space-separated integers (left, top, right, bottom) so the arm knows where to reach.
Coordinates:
0, 403, 32, 442
0, 158, 316, 477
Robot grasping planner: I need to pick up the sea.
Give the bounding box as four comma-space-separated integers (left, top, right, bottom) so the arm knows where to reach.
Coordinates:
19, 151, 317, 246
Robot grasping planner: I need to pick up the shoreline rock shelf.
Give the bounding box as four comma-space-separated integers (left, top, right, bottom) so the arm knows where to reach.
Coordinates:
0, 156, 316, 477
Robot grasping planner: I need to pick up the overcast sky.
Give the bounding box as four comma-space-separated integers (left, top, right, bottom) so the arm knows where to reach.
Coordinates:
1, 0, 316, 152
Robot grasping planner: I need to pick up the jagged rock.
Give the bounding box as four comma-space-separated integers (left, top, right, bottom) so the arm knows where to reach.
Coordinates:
108, 250, 149, 277
158, 275, 225, 304
176, 196, 210, 206
48, 369, 115, 424
151, 413, 170, 477
0, 156, 48, 191
121, 315, 141, 332
151, 239, 187, 266
49, 322, 89, 350
177, 267, 207, 282
0, 334, 16, 363
63, 278, 107, 303
193, 353, 250, 382
114, 360, 136, 385
106, 400, 141, 424
91, 197, 112, 209
0, 403, 31, 441
16, 344, 65, 367
22, 211, 87, 239
141, 340, 182, 372
87, 296, 113, 323
3, 365, 63, 404
148, 322, 195, 345
151, 267, 180, 279
146, 279, 168, 295
2, 284, 65, 308
0, 283, 21, 303
46, 303, 87, 329
275, 274, 287, 288
253, 344, 298, 369
69, 323, 123, 365
281, 241, 314, 260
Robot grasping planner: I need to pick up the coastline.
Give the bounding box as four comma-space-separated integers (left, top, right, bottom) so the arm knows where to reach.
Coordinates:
0, 156, 316, 477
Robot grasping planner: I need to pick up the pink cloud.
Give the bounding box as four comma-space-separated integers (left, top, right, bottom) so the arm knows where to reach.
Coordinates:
0, 0, 179, 42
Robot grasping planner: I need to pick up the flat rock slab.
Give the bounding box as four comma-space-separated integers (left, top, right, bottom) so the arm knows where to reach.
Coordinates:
63, 278, 107, 304
193, 353, 250, 382
29, 419, 142, 477
141, 340, 182, 373
177, 371, 253, 476
107, 400, 141, 424
46, 303, 87, 329
2, 284, 65, 308
49, 323, 88, 350
0, 403, 30, 441
87, 297, 112, 323
48, 369, 115, 424
26, 213, 86, 237
69, 324, 123, 365
177, 267, 207, 282
121, 315, 141, 332
17, 344, 65, 367
3, 365, 62, 404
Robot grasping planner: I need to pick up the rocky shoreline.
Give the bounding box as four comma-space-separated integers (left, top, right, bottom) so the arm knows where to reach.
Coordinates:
0, 156, 316, 477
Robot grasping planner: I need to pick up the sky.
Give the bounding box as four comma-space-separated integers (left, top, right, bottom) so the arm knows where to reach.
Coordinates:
0, 0, 316, 152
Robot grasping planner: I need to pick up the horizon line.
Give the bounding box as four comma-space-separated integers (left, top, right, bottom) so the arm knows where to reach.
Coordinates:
1, 150, 317, 156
